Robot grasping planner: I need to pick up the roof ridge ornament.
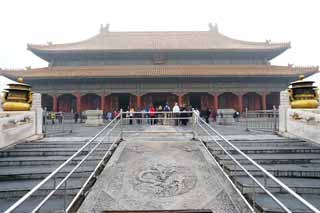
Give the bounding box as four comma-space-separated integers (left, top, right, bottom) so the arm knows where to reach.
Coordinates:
100, 23, 110, 33
208, 23, 219, 33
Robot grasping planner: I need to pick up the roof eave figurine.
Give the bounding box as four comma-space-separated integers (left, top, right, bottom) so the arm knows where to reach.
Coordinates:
288, 75, 319, 109
2, 77, 33, 111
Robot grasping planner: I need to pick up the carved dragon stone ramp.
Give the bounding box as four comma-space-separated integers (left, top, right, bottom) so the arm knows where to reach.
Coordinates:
78, 126, 250, 213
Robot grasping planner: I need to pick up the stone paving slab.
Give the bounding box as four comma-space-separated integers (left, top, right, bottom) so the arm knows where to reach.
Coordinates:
78, 126, 251, 213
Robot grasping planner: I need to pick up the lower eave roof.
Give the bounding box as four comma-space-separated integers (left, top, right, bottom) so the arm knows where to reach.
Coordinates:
1, 65, 318, 79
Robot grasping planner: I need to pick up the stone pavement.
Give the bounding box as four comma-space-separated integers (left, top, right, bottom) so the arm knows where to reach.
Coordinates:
78, 126, 251, 212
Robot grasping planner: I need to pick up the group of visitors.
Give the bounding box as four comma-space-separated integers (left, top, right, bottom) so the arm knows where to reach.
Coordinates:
45, 102, 234, 126
43, 111, 64, 125
115, 102, 203, 126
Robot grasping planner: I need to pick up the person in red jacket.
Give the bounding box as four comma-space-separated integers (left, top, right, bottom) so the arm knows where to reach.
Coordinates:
149, 105, 155, 125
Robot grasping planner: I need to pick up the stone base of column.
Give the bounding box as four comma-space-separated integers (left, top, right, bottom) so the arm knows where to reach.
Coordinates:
84, 110, 104, 126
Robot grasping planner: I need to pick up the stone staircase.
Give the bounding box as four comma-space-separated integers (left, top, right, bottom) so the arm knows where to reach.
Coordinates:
207, 137, 320, 212
0, 137, 112, 213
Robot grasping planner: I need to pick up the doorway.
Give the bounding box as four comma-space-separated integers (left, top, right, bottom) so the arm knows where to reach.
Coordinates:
119, 95, 130, 110
189, 95, 201, 110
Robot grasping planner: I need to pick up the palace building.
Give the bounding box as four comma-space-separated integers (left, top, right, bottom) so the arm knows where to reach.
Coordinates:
1, 24, 318, 113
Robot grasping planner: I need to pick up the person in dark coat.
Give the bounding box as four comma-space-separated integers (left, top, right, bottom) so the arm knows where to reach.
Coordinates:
74, 112, 79, 123
205, 108, 211, 123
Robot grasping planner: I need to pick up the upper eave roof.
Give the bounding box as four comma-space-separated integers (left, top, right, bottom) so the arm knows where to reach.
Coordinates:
27, 27, 290, 53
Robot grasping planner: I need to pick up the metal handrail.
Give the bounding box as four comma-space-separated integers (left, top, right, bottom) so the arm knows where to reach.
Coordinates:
194, 115, 320, 213
4, 113, 122, 213
6, 110, 319, 212
194, 131, 255, 213
66, 119, 122, 212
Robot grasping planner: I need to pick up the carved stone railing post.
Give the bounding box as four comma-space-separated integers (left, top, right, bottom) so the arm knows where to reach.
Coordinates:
31, 93, 43, 136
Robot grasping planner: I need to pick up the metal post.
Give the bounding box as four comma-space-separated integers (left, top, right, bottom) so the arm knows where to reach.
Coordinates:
191, 110, 196, 140
273, 105, 277, 132
120, 109, 123, 141
252, 178, 256, 209
53, 176, 56, 190
64, 181, 67, 212
245, 107, 249, 131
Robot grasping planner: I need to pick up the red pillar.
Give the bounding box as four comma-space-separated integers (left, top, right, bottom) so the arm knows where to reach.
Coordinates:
137, 95, 141, 109
53, 95, 57, 112
238, 94, 243, 113
178, 95, 183, 106
262, 92, 267, 110
100, 95, 105, 112
75, 93, 81, 112
213, 95, 218, 111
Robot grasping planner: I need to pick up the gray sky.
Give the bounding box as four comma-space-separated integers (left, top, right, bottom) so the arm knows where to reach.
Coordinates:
0, 0, 319, 69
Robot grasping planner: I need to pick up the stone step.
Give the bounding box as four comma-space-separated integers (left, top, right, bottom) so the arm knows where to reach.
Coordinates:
0, 195, 75, 213
208, 141, 310, 147
38, 137, 92, 142
225, 163, 320, 178
245, 193, 320, 213
0, 177, 86, 198
14, 142, 111, 149
234, 177, 320, 194
0, 148, 107, 157
0, 165, 94, 181
216, 153, 320, 165
217, 138, 306, 143
0, 156, 101, 167
209, 145, 320, 155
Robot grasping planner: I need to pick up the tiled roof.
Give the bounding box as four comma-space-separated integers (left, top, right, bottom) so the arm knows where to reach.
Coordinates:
28, 30, 290, 52
1, 65, 318, 79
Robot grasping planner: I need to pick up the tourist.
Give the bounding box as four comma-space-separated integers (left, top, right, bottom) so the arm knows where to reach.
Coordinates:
205, 108, 211, 123
107, 111, 112, 121
137, 108, 143, 124
234, 111, 240, 122
113, 110, 119, 119
149, 105, 155, 125
212, 110, 217, 122
163, 103, 170, 125
172, 102, 180, 126
50, 112, 56, 125
74, 111, 79, 123
194, 108, 200, 124
124, 107, 129, 125
79, 112, 83, 123
129, 107, 135, 125
180, 104, 188, 126
58, 111, 63, 124
143, 107, 149, 125
157, 105, 163, 125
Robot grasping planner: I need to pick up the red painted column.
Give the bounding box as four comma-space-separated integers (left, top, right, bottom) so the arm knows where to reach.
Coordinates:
178, 95, 183, 106
53, 95, 57, 112
137, 95, 141, 109
75, 93, 81, 112
100, 95, 105, 112
213, 94, 218, 111
238, 94, 243, 113
262, 92, 267, 110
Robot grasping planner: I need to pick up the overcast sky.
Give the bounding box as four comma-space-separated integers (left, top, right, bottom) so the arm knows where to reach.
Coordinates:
0, 0, 319, 69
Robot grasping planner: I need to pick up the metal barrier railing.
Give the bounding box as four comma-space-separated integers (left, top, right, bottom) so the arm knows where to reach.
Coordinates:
194, 114, 320, 213
43, 112, 75, 136
4, 113, 122, 213
241, 107, 279, 132
5, 110, 319, 213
